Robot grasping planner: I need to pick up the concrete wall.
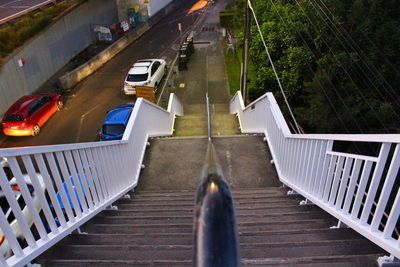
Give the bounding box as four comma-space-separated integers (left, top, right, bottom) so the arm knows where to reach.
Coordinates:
0, 0, 118, 116
148, 0, 173, 16
60, 0, 182, 90
115, 0, 172, 21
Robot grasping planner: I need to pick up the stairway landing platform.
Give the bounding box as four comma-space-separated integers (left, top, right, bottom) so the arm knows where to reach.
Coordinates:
137, 135, 281, 191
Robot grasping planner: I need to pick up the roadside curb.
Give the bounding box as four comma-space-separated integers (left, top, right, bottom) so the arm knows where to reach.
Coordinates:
59, 0, 186, 90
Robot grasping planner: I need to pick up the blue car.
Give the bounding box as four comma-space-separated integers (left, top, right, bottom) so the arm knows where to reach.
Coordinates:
98, 103, 135, 141
50, 175, 89, 227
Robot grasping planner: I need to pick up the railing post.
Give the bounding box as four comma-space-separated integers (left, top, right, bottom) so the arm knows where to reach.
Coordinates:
371, 144, 400, 231
360, 143, 391, 224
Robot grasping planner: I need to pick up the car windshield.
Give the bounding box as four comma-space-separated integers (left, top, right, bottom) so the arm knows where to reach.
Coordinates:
3, 114, 24, 122
126, 74, 148, 82
102, 124, 126, 136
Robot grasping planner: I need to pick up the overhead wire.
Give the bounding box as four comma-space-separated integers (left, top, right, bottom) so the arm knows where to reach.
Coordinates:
292, 0, 389, 133
315, 0, 400, 92
265, 0, 367, 134
247, 0, 301, 134
267, 0, 354, 136
268, 0, 379, 152
311, 0, 400, 117
306, 0, 399, 130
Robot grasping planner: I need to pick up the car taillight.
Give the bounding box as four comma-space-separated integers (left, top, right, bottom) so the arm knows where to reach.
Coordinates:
98, 133, 103, 138
124, 82, 130, 86
0, 236, 4, 246
11, 185, 20, 191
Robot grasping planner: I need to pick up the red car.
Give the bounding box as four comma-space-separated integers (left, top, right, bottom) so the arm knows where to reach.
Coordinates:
2, 93, 63, 136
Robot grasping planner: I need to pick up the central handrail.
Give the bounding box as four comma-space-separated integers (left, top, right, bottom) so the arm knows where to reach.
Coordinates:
192, 94, 240, 266
193, 141, 240, 267
206, 93, 211, 141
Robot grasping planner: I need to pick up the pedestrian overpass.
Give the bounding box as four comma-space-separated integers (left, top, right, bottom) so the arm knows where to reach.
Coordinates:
0, 92, 399, 266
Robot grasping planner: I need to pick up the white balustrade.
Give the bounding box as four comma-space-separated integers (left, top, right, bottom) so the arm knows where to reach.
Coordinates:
0, 94, 183, 267
230, 91, 400, 259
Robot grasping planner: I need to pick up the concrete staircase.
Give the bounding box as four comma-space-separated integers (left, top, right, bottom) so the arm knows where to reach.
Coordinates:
37, 187, 384, 266
36, 136, 385, 266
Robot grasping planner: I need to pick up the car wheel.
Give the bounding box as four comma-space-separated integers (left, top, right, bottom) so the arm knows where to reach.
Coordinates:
164, 66, 167, 76
32, 124, 40, 136
57, 100, 64, 111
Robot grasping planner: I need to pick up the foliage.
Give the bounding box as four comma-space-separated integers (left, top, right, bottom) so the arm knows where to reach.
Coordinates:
224, 49, 241, 95
0, 1, 79, 59
227, 0, 400, 134
224, 48, 257, 96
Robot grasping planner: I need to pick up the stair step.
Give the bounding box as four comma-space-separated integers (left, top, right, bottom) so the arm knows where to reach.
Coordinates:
82, 218, 336, 234
41, 239, 382, 261
123, 194, 289, 203
118, 197, 293, 206
37, 259, 190, 266
241, 254, 382, 266
60, 234, 193, 246
240, 239, 384, 259
38, 253, 382, 267
59, 228, 364, 246
130, 187, 283, 197
115, 200, 303, 209
91, 211, 332, 224
102, 205, 323, 216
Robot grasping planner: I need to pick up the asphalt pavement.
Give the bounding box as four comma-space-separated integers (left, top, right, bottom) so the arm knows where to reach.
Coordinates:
0, 0, 54, 23
0, 0, 200, 148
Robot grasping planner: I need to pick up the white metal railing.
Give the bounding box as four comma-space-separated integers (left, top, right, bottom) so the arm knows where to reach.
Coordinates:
0, 94, 183, 267
230, 91, 400, 259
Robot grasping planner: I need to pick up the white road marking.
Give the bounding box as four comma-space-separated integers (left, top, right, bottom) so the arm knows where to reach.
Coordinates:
76, 104, 101, 142
1, 0, 22, 8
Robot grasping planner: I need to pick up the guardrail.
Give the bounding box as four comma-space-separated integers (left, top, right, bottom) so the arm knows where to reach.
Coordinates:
0, 94, 183, 267
230, 91, 400, 259
0, 0, 58, 24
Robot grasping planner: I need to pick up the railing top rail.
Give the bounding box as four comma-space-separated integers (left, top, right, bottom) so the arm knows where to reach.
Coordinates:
232, 90, 400, 144
194, 141, 240, 267
0, 139, 125, 157
0, 98, 175, 158
139, 97, 172, 114
1, 93, 183, 267
167, 93, 183, 113
287, 133, 400, 143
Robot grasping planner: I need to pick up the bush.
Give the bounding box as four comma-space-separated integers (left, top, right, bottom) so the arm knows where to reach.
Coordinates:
0, 1, 78, 60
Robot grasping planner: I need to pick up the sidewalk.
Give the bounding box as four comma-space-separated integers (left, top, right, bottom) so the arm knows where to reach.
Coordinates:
164, 0, 240, 137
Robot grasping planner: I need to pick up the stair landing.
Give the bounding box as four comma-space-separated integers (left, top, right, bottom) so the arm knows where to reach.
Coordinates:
137, 135, 280, 190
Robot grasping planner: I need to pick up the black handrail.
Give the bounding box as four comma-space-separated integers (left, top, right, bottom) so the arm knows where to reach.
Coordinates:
192, 94, 240, 266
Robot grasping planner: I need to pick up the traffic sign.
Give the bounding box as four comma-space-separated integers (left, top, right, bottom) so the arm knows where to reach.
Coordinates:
136, 86, 156, 103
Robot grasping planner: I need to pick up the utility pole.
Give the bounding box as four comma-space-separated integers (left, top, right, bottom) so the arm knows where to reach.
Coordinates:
241, 0, 251, 105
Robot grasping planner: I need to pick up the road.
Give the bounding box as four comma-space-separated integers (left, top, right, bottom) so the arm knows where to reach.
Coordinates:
0, 0, 54, 23
0, 0, 203, 148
